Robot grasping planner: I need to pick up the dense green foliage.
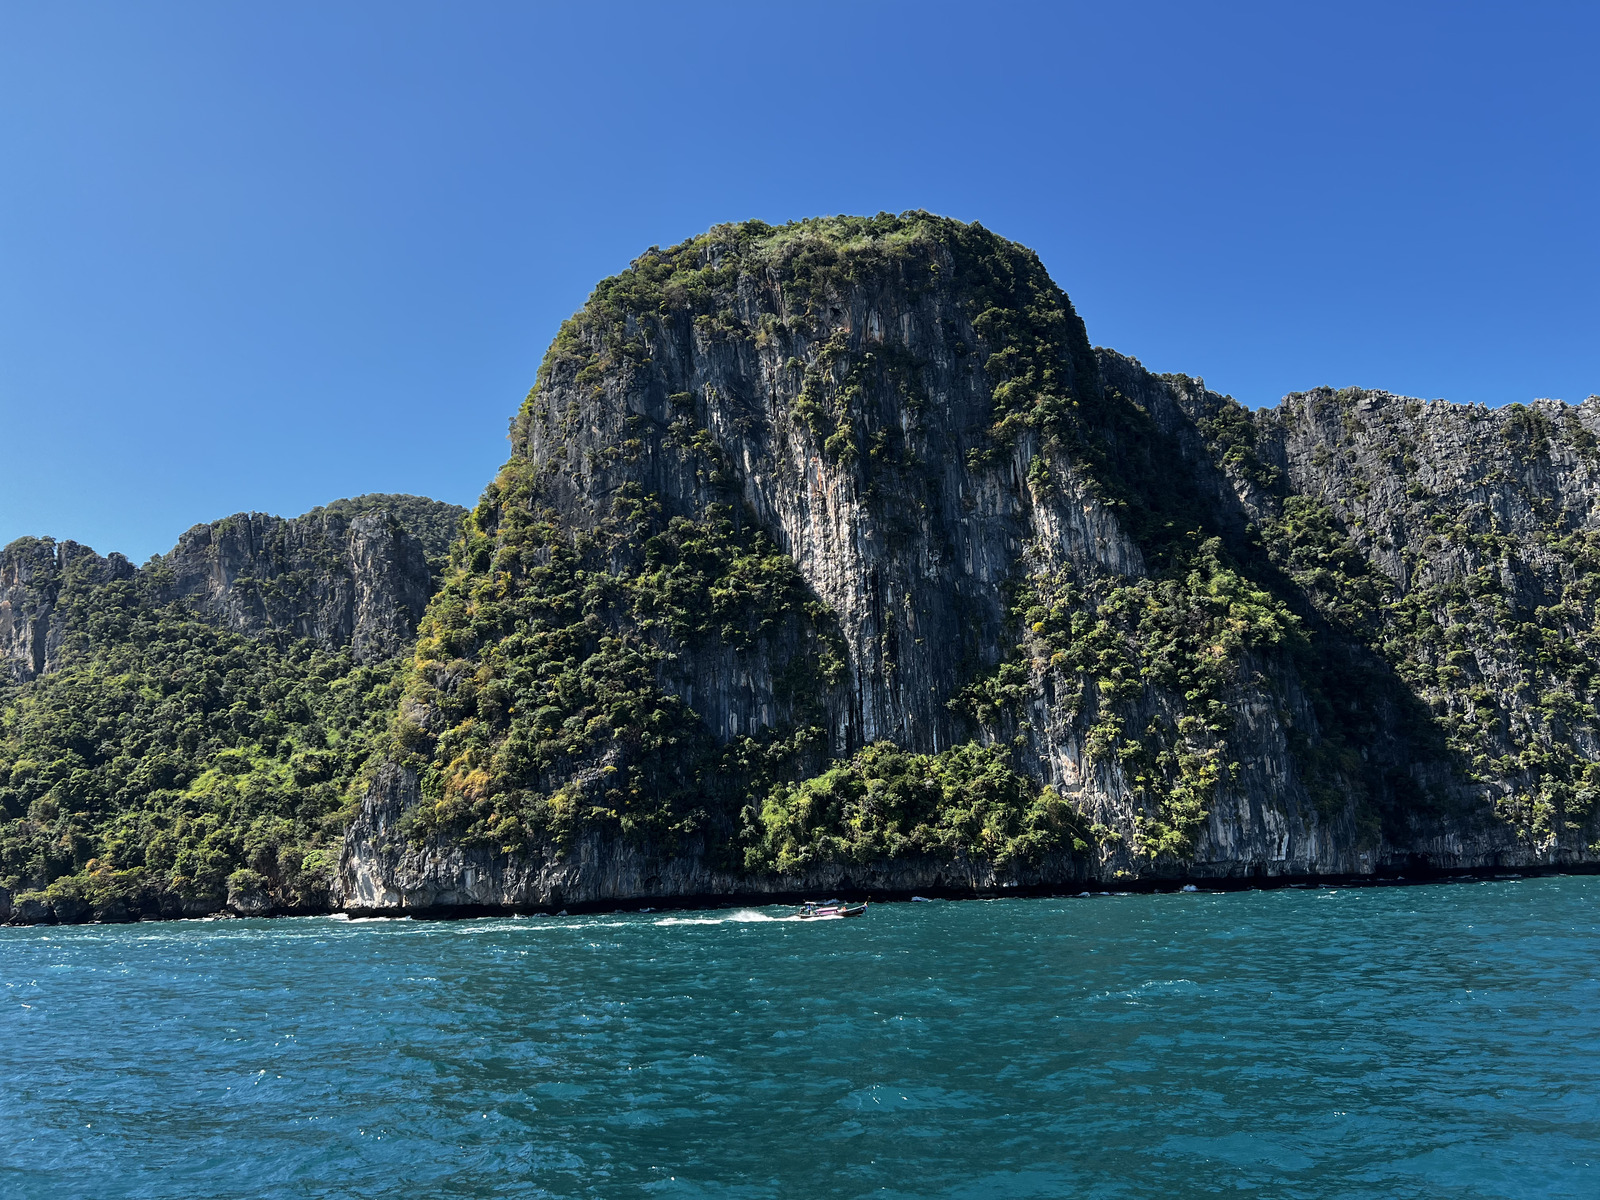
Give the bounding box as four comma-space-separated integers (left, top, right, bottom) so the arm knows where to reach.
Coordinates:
0, 568, 399, 913
391, 463, 841, 857
744, 741, 1087, 874
0, 498, 462, 915
1371, 514, 1600, 837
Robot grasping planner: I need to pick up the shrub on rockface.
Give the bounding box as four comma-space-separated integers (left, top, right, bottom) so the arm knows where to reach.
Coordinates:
744, 741, 1088, 874
957, 537, 1300, 860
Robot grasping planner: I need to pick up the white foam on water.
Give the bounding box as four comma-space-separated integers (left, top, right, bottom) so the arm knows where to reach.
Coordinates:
1091, 978, 1201, 1002
655, 908, 794, 926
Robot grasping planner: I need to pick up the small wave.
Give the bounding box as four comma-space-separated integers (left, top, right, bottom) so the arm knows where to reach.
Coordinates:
840, 1084, 986, 1112
1091, 978, 1200, 1002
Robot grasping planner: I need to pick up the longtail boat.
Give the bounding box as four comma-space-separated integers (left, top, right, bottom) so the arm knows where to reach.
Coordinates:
797, 899, 867, 919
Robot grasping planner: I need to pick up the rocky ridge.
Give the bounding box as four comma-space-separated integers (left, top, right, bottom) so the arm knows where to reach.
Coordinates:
1, 496, 463, 684
155, 508, 434, 665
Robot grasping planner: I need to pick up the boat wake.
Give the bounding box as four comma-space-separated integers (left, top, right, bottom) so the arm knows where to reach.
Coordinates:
654, 909, 793, 926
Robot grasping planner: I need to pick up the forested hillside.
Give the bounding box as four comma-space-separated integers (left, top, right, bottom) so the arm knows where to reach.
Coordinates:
0, 497, 465, 920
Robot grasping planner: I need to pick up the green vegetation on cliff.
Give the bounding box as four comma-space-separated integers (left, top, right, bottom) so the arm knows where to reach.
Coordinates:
10, 212, 1598, 921
1185, 383, 1600, 847
961, 539, 1302, 858
745, 741, 1087, 874
0, 497, 462, 915
0, 571, 394, 912
410, 211, 1460, 875
405, 212, 1114, 873
310, 493, 467, 566
391, 461, 841, 857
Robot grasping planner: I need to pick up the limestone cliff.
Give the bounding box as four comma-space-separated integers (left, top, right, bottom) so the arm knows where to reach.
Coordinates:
0, 540, 134, 682
10, 214, 1591, 924
155, 508, 435, 664
337, 213, 1600, 915
1, 495, 466, 681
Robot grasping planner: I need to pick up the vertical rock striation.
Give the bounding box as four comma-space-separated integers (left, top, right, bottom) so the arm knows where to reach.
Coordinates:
1, 496, 466, 681
155, 508, 437, 664
0, 540, 134, 682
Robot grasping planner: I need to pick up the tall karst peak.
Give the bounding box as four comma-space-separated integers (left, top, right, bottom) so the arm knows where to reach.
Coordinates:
339, 213, 1600, 914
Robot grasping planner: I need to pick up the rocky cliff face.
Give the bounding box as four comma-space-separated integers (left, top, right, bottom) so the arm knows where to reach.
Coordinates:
0, 540, 134, 682
338, 214, 1600, 915
513, 220, 1100, 755
155, 508, 436, 664
1, 496, 466, 681
1250, 387, 1600, 839
338, 763, 1088, 913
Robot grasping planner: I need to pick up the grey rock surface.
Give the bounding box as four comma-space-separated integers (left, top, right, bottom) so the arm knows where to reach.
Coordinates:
155, 508, 438, 664
226, 878, 274, 917
48, 893, 91, 925
336, 764, 1087, 913
12, 895, 52, 924
1, 496, 466, 678
0, 540, 134, 682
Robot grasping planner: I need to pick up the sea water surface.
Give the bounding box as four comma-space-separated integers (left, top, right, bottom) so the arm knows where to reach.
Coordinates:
4, 877, 1599, 1198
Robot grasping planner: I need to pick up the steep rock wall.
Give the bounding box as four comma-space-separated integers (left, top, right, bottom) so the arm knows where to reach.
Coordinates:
0, 540, 134, 682
341, 215, 1592, 915
513, 227, 1102, 754
1251, 388, 1600, 839
1, 496, 466, 681
156, 509, 436, 664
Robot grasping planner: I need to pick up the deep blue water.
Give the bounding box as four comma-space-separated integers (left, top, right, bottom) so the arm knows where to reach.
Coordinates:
4, 877, 1599, 1198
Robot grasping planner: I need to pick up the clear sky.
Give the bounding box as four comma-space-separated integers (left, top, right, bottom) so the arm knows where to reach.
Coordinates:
2, 1, 1595, 562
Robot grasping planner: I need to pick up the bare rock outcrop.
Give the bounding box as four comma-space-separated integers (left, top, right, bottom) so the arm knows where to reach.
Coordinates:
1, 495, 466, 680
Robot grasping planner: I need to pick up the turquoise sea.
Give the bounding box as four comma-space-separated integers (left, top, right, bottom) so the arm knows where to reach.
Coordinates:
4, 877, 1599, 1198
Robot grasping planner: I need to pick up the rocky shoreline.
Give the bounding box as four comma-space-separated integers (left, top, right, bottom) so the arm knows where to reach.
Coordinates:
6, 859, 1596, 926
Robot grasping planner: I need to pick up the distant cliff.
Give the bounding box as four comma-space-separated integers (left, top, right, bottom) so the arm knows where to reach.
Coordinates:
335, 213, 1600, 917
0, 495, 465, 923
1, 494, 462, 684
154, 507, 433, 665
0, 540, 134, 682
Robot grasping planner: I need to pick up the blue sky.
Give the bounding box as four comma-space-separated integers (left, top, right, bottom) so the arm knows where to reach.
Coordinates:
2, 1, 1595, 562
